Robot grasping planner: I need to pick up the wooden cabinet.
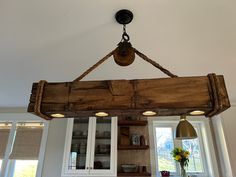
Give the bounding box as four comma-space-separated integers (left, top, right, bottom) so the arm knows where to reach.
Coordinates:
117, 119, 151, 177
61, 117, 117, 177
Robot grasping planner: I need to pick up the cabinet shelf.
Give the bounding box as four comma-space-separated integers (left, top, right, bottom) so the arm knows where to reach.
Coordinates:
118, 145, 149, 150
72, 135, 87, 139
96, 136, 111, 139
77, 153, 86, 156
72, 136, 111, 140
117, 172, 151, 177
95, 153, 110, 156
118, 120, 148, 126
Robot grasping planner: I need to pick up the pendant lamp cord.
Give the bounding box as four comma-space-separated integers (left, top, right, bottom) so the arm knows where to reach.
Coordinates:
73, 48, 178, 82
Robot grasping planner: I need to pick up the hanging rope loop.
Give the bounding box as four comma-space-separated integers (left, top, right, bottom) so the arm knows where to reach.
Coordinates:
73, 47, 178, 82
134, 48, 178, 78
73, 49, 116, 82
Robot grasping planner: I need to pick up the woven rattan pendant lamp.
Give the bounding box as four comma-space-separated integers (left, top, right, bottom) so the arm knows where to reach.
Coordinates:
27, 9, 230, 120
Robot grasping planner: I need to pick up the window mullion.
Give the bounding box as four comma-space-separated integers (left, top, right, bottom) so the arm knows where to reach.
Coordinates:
172, 124, 181, 176
196, 123, 208, 175
6, 160, 15, 177
36, 122, 49, 177
0, 121, 17, 177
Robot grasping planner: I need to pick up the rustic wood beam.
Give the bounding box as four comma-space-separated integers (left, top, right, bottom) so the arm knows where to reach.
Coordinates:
27, 73, 230, 120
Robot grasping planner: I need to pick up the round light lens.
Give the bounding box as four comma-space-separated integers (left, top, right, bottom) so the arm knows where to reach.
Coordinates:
142, 111, 157, 116
51, 113, 65, 118
95, 112, 109, 117
190, 110, 205, 115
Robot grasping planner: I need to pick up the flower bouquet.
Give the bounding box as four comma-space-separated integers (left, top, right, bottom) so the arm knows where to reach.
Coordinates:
171, 147, 190, 177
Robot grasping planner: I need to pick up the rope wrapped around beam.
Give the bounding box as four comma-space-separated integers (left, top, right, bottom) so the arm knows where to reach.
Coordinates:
34, 80, 51, 120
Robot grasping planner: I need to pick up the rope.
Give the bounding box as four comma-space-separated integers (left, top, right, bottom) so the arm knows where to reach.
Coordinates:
73, 49, 116, 82
33, 48, 177, 120
134, 48, 178, 78
73, 47, 177, 82
34, 80, 51, 120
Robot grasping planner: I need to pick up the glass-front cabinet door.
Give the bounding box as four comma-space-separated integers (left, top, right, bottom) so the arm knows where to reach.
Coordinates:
70, 118, 89, 170
61, 117, 117, 177
89, 117, 117, 176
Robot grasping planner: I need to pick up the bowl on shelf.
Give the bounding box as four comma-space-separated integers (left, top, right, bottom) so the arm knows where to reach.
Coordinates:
121, 164, 137, 173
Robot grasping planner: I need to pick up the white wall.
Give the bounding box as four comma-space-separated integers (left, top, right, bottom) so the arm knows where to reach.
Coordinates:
41, 119, 68, 177
218, 106, 236, 177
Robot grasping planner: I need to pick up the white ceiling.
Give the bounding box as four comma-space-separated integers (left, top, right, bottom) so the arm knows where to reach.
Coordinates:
0, 0, 236, 108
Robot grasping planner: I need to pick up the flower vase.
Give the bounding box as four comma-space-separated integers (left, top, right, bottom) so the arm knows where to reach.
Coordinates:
180, 162, 187, 177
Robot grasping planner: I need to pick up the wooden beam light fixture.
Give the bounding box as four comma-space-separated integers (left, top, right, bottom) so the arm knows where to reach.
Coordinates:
27, 9, 230, 120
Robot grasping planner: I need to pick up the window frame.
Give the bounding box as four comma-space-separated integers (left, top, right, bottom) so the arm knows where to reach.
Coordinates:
0, 112, 49, 177
181, 122, 208, 175
153, 123, 178, 175
149, 116, 219, 177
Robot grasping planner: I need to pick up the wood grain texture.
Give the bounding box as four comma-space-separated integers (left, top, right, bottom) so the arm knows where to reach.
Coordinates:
120, 127, 130, 145
117, 119, 151, 174
27, 74, 230, 119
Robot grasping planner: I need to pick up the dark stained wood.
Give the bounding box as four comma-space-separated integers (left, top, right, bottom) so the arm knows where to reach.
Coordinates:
206, 74, 231, 117
120, 127, 130, 146
113, 47, 135, 66
118, 120, 148, 126
27, 74, 230, 120
118, 145, 149, 150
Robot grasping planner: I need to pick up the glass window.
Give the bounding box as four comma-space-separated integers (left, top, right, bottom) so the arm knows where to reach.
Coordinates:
182, 130, 204, 173
0, 159, 2, 172
9, 123, 43, 160
0, 121, 46, 177
70, 118, 89, 170
154, 121, 209, 177
155, 127, 176, 172
13, 160, 38, 177
0, 122, 12, 159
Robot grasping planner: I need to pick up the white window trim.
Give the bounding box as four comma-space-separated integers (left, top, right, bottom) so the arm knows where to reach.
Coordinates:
0, 111, 49, 177
211, 115, 233, 177
148, 116, 220, 177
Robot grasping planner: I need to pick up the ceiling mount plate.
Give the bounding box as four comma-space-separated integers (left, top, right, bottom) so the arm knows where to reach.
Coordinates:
115, 9, 133, 25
